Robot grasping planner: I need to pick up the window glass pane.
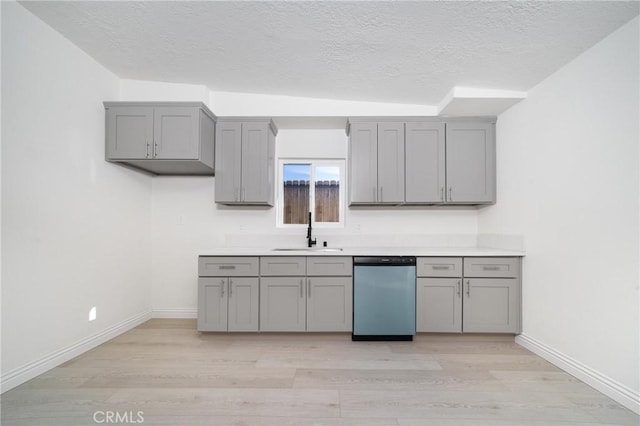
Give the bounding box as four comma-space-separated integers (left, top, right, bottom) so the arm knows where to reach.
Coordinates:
314, 166, 340, 223
283, 164, 310, 224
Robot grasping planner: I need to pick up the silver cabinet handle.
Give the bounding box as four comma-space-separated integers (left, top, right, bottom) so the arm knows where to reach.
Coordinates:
380, 187, 383, 202
229, 279, 233, 297
219, 265, 236, 270
440, 187, 444, 201
146, 142, 150, 158
483, 266, 500, 271
300, 279, 304, 298
432, 265, 450, 270
308, 279, 311, 298
457, 280, 461, 297
449, 187, 453, 201
154, 140, 158, 158
220, 279, 225, 298
466, 280, 470, 297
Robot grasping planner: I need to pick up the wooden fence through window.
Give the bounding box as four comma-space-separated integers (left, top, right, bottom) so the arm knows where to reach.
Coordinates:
283, 180, 339, 224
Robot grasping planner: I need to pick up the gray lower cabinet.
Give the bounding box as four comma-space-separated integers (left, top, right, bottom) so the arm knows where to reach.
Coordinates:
259, 256, 307, 331
198, 277, 259, 332
215, 118, 277, 205
306, 257, 353, 332
417, 278, 462, 332
347, 118, 496, 205
198, 278, 228, 331
104, 102, 216, 175
416, 257, 463, 332
462, 257, 520, 333
197, 256, 259, 332
462, 278, 518, 333
416, 257, 521, 333
259, 256, 353, 332
260, 277, 307, 331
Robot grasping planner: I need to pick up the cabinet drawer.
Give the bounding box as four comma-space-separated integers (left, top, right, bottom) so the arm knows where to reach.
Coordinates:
260, 257, 306, 276
463, 257, 520, 278
199, 257, 259, 277
307, 257, 353, 276
417, 257, 462, 277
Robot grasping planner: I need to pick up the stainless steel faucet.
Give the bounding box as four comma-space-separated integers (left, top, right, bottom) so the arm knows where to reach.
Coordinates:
307, 212, 316, 248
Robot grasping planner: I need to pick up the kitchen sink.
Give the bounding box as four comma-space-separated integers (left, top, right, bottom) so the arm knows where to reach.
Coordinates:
271, 247, 343, 252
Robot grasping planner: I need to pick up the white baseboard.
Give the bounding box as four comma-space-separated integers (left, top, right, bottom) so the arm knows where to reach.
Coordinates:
152, 308, 197, 318
1, 310, 151, 394
516, 334, 640, 414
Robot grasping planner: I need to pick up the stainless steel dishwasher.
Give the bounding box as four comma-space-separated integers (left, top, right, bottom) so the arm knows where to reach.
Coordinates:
352, 256, 416, 341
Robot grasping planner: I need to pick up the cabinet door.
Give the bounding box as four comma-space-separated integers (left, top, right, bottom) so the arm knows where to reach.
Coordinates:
228, 277, 259, 332
446, 122, 495, 203
416, 278, 462, 332
463, 278, 518, 333
260, 277, 306, 331
349, 122, 378, 204
215, 122, 242, 203
106, 106, 153, 160
377, 122, 405, 203
197, 278, 228, 331
306, 257, 353, 276
241, 122, 271, 203
153, 107, 200, 159
405, 122, 445, 203
260, 257, 306, 276
306, 277, 353, 332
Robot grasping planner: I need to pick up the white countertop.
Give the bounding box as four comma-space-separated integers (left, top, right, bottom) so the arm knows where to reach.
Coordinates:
199, 247, 525, 257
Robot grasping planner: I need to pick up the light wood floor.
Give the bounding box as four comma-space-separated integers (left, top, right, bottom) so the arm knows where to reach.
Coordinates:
2, 319, 638, 425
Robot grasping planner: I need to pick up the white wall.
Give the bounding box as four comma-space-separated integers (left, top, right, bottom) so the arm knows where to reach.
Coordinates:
1, 3, 152, 391
479, 17, 639, 410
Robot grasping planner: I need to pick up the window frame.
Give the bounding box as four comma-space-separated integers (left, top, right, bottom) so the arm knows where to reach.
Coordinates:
276, 158, 345, 228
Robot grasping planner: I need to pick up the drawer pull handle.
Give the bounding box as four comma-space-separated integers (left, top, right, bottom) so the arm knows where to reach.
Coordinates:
432, 265, 450, 270
482, 266, 500, 271
219, 265, 236, 270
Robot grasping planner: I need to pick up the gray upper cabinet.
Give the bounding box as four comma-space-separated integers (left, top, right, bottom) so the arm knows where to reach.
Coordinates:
405, 122, 446, 203
347, 117, 495, 206
153, 107, 201, 160
446, 121, 495, 204
215, 118, 277, 205
106, 106, 153, 160
104, 102, 216, 176
347, 121, 404, 204
348, 122, 378, 203
377, 122, 405, 203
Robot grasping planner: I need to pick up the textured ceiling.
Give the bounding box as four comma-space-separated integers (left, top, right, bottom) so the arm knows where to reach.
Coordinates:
19, 1, 639, 105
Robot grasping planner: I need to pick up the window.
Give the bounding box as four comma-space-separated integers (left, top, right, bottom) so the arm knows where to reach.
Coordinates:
277, 159, 345, 227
